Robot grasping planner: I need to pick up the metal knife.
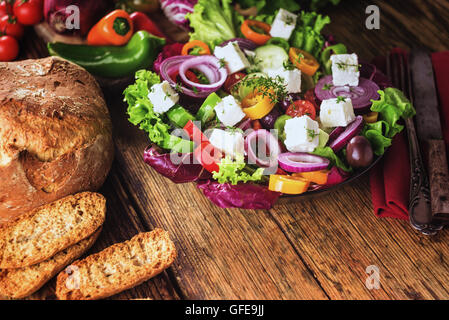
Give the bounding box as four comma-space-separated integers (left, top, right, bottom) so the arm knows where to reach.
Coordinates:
409, 49, 449, 228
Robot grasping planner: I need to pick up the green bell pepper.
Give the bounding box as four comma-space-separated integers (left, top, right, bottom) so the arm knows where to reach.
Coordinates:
321, 43, 348, 75
47, 31, 165, 78
274, 115, 292, 141
196, 92, 221, 126
166, 105, 195, 128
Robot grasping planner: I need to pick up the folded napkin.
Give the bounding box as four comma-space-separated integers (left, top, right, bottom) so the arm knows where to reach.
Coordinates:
370, 51, 449, 219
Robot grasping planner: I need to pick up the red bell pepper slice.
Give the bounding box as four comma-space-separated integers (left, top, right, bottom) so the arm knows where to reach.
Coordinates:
194, 142, 223, 173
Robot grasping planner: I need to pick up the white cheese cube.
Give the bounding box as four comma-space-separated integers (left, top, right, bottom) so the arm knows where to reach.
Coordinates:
214, 42, 250, 74
284, 115, 320, 153
331, 53, 360, 86
319, 97, 356, 128
269, 8, 298, 40
148, 81, 179, 114
266, 68, 302, 93
214, 95, 246, 127
209, 129, 244, 158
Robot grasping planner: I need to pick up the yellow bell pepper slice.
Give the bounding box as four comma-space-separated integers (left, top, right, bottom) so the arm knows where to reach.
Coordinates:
289, 47, 320, 76
293, 170, 329, 185
241, 90, 276, 120
269, 175, 311, 194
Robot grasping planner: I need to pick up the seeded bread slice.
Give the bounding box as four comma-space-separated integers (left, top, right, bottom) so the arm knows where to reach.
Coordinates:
55, 229, 176, 300
0, 192, 106, 269
0, 228, 101, 299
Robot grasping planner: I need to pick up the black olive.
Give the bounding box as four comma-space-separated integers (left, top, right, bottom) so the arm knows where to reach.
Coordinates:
346, 136, 374, 168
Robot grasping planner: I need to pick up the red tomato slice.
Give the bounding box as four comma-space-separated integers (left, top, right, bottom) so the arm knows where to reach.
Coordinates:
286, 100, 317, 120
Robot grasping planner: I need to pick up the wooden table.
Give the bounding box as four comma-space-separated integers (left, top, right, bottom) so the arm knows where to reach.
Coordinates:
24, 0, 449, 300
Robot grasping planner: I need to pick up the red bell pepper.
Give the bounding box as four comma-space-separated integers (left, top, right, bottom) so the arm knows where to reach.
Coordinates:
129, 11, 170, 42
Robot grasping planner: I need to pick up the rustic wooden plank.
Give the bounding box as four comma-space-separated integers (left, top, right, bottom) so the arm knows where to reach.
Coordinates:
106, 90, 328, 299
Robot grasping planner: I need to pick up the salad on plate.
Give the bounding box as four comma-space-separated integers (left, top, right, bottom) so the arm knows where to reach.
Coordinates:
124, 0, 415, 209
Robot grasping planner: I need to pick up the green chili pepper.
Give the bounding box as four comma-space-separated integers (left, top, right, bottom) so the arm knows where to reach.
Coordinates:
166, 105, 195, 128
160, 133, 194, 153
196, 92, 221, 126
274, 115, 292, 141
266, 37, 290, 52
321, 43, 348, 75
47, 31, 165, 78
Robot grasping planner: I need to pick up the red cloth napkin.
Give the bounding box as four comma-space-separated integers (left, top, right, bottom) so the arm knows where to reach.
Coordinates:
370, 51, 449, 219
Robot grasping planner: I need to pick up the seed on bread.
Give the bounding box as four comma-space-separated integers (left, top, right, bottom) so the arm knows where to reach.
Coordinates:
0, 192, 106, 269
55, 228, 176, 300
0, 228, 101, 299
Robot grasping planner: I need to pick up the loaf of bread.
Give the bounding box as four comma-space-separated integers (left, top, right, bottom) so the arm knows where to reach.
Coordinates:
0, 228, 101, 299
55, 229, 176, 300
0, 56, 114, 224
0, 192, 106, 269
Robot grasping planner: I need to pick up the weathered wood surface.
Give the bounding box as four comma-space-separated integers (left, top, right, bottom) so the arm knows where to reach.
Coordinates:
20, 0, 449, 300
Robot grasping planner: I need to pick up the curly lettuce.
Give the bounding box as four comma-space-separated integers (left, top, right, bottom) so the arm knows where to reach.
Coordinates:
212, 154, 265, 185
362, 88, 416, 156
311, 146, 353, 172
186, 0, 243, 49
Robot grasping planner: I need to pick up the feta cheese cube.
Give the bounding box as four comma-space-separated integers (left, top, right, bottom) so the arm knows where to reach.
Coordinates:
269, 8, 298, 40
214, 42, 250, 74
319, 97, 356, 128
266, 68, 302, 93
148, 81, 179, 114
284, 115, 320, 153
209, 129, 244, 158
331, 53, 360, 86
214, 95, 246, 127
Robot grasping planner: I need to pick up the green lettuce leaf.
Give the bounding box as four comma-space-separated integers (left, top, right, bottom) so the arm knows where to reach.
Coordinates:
311, 147, 353, 172
123, 70, 193, 153
213, 154, 265, 185
234, 0, 300, 14
186, 0, 242, 49
362, 88, 416, 156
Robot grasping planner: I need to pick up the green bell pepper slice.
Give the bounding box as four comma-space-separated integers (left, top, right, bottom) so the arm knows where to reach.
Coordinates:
274, 115, 292, 141
196, 92, 221, 126
47, 31, 165, 78
166, 105, 195, 128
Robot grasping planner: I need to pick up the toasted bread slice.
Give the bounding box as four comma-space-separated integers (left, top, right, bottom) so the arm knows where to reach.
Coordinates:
0, 228, 101, 299
0, 192, 106, 268
55, 229, 176, 300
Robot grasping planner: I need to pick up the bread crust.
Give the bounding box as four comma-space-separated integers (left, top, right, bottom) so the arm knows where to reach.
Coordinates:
0, 56, 113, 224
55, 229, 176, 300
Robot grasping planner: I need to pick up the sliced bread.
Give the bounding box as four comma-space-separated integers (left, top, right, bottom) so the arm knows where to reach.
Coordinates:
0, 228, 101, 299
55, 228, 176, 300
0, 192, 106, 269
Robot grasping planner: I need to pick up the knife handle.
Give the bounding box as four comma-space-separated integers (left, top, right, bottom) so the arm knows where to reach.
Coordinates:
427, 140, 449, 218
405, 118, 433, 230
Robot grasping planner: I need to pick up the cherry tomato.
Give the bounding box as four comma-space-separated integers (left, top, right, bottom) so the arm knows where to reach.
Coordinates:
0, 35, 19, 61
170, 70, 200, 84
252, 120, 262, 130
13, 0, 42, 26
0, 15, 24, 39
0, 1, 13, 17
286, 100, 317, 120
223, 72, 246, 93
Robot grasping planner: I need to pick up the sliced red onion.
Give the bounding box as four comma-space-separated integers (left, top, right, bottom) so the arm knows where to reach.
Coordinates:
245, 129, 281, 167
159, 55, 228, 98
278, 153, 330, 173
328, 126, 345, 144
237, 118, 252, 131
315, 76, 380, 114
219, 38, 258, 51
329, 116, 364, 152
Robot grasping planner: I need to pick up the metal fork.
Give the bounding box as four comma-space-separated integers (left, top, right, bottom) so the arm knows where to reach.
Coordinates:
386, 50, 442, 235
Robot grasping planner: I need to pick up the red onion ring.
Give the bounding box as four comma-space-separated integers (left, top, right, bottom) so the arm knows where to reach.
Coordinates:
245, 129, 281, 167
328, 126, 345, 144
315, 76, 380, 114
159, 55, 228, 98
329, 116, 364, 152
278, 153, 330, 173
219, 38, 258, 51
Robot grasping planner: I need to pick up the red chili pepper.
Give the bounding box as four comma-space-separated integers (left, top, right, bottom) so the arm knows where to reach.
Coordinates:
129, 11, 170, 42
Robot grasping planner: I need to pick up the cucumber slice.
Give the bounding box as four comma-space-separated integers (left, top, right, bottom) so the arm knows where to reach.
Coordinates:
254, 45, 289, 72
